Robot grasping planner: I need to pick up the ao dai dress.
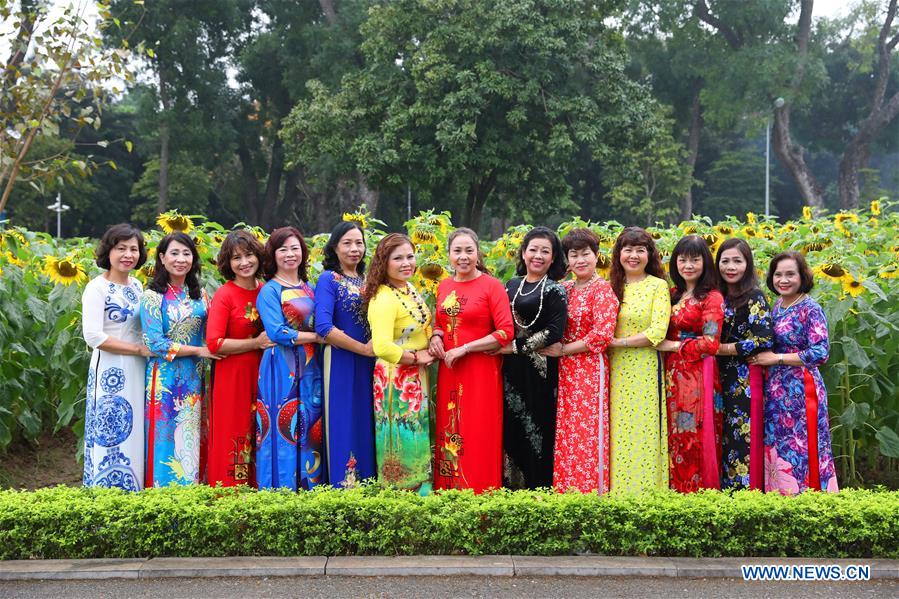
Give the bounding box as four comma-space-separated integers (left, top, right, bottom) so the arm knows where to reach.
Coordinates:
503, 276, 568, 489
609, 275, 671, 494
140, 285, 210, 487
554, 277, 619, 494
81, 275, 145, 491
764, 296, 838, 495
314, 270, 376, 488
717, 290, 773, 490
433, 274, 514, 492
206, 281, 263, 487
256, 279, 324, 491
367, 284, 433, 494
665, 290, 724, 493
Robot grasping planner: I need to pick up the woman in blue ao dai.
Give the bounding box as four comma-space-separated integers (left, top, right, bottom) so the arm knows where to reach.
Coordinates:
314, 221, 376, 487
256, 227, 324, 490
82, 224, 152, 491
140, 232, 218, 487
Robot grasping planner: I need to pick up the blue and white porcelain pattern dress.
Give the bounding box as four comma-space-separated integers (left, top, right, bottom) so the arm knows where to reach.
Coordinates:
81, 275, 146, 490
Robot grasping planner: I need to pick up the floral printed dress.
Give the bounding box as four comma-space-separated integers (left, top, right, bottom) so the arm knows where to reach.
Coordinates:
140, 285, 210, 487
665, 290, 724, 493
764, 296, 838, 495
717, 290, 773, 490
81, 275, 146, 491
553, 277, 619, 494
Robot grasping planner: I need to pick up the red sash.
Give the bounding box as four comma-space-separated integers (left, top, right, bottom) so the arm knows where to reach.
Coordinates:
748, 364, 765, 490
803, 369, 821, 490
700, 356, 720, 489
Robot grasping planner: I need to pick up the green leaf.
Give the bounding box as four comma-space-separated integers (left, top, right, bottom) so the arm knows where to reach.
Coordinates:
838, 402, 870, 430
840, 336, 871, 369
875, 426, 899, 458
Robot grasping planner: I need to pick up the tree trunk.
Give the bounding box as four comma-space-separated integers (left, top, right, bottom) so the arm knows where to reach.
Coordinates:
260, 135, 286, 230
837, 142, 870, 210
236, 142, 260, 224
681, 80, 703, 222
463, 170, 498, 230
318, 0, 338, 25
771, 105, 823, 209
157, 67, 172, 213
356, 174, 379, 215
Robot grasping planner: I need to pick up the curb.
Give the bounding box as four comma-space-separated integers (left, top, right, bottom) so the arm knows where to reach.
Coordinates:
0, 556, 896, 581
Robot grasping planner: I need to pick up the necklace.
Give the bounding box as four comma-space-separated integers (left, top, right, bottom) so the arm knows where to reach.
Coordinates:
781, 293, 806, 311
166, 283, 190, 306
391, 283, 429, 327
274, 274, 302, 288
512, 275, 548, 330
573, 274, 597, 289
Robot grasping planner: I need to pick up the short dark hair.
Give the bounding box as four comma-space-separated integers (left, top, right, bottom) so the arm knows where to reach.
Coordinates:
515, 226, 567, 281
562, 227, 600, 255
95, 224, 147, 270
322, 221, 366, 275
670, 235, 719, 303
767, 250, 814, 295
148, 232, 202, 300
263, 226, 309, 281
216, 230, 265, 281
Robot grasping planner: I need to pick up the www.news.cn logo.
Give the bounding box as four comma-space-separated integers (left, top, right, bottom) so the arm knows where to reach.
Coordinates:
741, 564, 871, 581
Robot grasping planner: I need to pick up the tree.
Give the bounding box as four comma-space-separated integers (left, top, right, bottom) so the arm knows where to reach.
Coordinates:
283, 0, 660, 230
0, 0, 133, 216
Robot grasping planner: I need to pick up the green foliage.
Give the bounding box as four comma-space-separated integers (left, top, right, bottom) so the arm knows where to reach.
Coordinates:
130, 158, 212, 226
0, 485, 896, 559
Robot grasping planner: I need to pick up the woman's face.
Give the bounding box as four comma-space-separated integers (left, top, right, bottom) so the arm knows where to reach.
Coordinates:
718, 248, 747, 286
567, 246, 598, 281
676, 253, 704, 285
275, 236, 303, 275
449, 234, 478, 277
387, 242, 416, 283
108, 236, 141, 274
160, 240, 193, 279
619, 244, 649, 275
336, 227, 365, 272
522, 236, 553, 277
772, 258, 802, 297
230, 246, 259, 281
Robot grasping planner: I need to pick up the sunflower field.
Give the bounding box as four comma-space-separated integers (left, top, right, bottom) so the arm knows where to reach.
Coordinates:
0, 201, 897, 486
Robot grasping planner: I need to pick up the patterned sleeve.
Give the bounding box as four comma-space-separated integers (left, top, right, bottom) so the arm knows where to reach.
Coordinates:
798, 300, 830, 368
583, 280, 619, 353
205, 285, 230, 353
432, 280, 448, 338
313, 271, 337, 339
642, 278, 671, 346
368, 288, 404, 364
518, 283, 567, 354
257, 281, 299, 346
81, 278, 109, 349
735, 289, 774, 357
487, 277, 514, 346
681, 290, 724, 361
140, 289, 179, 361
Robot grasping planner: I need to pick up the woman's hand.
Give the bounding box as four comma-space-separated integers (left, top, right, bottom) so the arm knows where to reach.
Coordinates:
136, 344, 153, 358
443, 345, 468, 368
361, 340, 375, 358
197, 346, 224, 360
255, 331, 276, 350
415, 349, 435, 366
537, 342, 564, 358
656, 340, 681, 353
716, 342, 736, 356
749, 351, 779, 367
429, 335, 446, 359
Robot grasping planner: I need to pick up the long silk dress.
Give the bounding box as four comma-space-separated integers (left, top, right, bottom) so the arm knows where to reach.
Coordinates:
717, 289, 773, 490
502, 276, 568, 489
665, 290, 725, 493
367, 283, 433, 494
433, 274, 514, 492
205, 280, 263, 487
764, 296, 838, 495
553, 277, 619, 494
314, 270, 376, 488
140, 285, 209, 487
609, 275, 671, 494
256, 278, 324, 491
81, 275, 145, 491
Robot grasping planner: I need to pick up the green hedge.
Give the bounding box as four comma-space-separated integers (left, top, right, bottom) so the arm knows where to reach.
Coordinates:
0, 486, 896, 559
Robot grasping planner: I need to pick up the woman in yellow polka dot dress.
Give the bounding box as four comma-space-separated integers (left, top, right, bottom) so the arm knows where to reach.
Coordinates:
607, 227, 671, 493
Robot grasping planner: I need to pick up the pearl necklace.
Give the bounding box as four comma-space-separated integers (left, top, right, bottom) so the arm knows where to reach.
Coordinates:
781, 293, 806, 311
391, 283, 429, 327
512, 275, 548, 330
274, 274, 302, 288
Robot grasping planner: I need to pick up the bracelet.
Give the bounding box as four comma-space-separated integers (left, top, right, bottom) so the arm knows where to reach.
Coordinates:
430, 332, 444, 341
622, 337, 628, 348
560, 343, 566, 356
777, 354, 784, 365
462, 343, 470, 354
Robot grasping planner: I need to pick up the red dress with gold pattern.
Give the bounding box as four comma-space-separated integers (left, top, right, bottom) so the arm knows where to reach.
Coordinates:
553, 277, 619, 493
664, 290, 725, 493
433, 274, 514, 492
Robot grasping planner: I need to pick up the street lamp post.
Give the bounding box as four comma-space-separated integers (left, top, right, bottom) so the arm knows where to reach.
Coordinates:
47, 193, 70, 238
766, 97, 785, 218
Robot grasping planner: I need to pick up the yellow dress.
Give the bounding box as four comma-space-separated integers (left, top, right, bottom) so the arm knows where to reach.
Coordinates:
609, 275, 671, 494
367, 283, 433, 493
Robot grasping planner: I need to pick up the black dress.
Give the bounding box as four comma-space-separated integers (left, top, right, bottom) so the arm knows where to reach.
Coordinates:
502, 276, 567, 489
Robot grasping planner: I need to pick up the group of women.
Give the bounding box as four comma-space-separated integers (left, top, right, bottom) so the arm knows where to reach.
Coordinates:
81, 220, 838, 497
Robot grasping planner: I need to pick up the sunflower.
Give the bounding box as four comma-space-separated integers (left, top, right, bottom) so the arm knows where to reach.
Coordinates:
879, 264, 899, 279
781, 223, 797, 233
42, 256, 87, 286
411, 228, 438, 245
419, 262, 447, 281
815, 263, 846, 282
802, 206, 812, 220
740, 226, 757, 238
801, 241, 829, 254
342, 211, 369, 229
596, 253, 612, 269
834, 212, 859, 237
252, 228, 268, 244
746, 212, 757, 225
870, 199, 882, 216
714, 224, 734, 236
841, 276, 865, 297
681, 224, 698, 234
3, 251, 25, 268
156, 211, 194, 234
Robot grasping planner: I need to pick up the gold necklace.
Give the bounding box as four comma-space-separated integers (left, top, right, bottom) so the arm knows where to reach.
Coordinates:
781, 293, 806, 310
